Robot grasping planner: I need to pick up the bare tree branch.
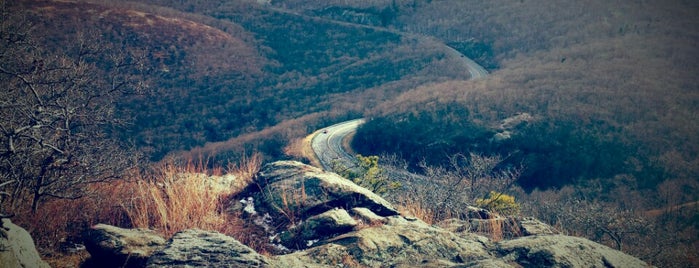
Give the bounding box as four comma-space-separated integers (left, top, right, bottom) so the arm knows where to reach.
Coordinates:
0, 8, 150, 214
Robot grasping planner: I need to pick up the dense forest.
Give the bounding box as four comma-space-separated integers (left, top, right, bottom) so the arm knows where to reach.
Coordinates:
1, 0, 697, 267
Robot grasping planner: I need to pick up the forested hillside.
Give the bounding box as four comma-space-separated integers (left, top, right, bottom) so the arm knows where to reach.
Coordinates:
302, 0, 699, 190
273, 1, 699, 265
110, 0, 471, 161
8, 0, 465, 161
2, 0, 697, 266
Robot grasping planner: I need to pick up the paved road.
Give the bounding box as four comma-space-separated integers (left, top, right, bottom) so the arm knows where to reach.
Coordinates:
296, 7, 489, 171
311, 49, 488, 171
443, 44, 489, 79
311, 119, 365, 171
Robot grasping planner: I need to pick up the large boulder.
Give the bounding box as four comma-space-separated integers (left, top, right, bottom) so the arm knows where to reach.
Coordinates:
0, 219, 50, 268
274, 216, 650, 267
83, 224, 166, 268
254, 161, 399, 219
146, 229, 270, 268
277, 215, 495, 267
496, 234, 651, 268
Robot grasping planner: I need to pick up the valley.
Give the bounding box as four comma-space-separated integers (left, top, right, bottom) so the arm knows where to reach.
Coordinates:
1, 0, 697, 267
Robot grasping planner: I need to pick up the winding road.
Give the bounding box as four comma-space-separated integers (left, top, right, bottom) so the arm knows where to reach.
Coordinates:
311, 43, 488, 171
311, 119, 365, 171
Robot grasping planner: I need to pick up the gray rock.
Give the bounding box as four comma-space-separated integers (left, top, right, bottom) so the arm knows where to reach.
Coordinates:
445, 208, 515, 239
499, 112, 534, 130
0, 219, 50, 268
496, 234, 651, 268
443, 210, 556, 239
175, 172, 241, 193
146, 229, 270, 268
518, 217, 558, 236
301, 208, 357, 238
274, 216, 649, 267
281, 208, 357, 248
83, 224, 166, 268
277, 215, 494, 267
255, 161, 399, 219
350, 207, 387, 225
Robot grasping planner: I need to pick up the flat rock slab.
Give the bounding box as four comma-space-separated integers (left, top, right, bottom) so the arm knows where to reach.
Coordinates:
147, 229, 270, 268
496, 234, 651, 268
83, 224, 166, 268
278, 215, 494, 267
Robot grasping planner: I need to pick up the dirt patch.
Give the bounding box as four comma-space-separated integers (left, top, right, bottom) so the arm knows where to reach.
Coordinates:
293, 131, 323, 168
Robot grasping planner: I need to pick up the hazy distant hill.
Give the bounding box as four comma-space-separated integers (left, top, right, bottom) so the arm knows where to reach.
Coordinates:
15, 0, 697, 190
6, 1, 698, 266
15, 0, 473, 160
296, 0, 699, 190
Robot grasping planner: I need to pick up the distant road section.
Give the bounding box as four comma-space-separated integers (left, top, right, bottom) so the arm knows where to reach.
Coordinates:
303, 13, 488, 171
310, 47, 488, 171
444, 45, 489, 79
311, 119, 365, 171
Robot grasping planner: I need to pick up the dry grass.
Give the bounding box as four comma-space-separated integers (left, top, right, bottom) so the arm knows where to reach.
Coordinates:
122, 172, 229, 237
121, 155, 262, 238
394, 196, 439, 225
394, 190, 525, 241
284, 132, 323, 168
10, 153, 267, 267
227, 153, 263, 187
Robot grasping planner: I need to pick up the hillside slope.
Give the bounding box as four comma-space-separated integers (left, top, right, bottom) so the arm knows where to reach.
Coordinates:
14, 0, 476, 160
346, 0, 699, 189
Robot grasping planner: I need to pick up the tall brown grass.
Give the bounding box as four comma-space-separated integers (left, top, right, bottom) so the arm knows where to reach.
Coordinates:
394, 196, 439, 225
11, 153, 265, 267
122, 171, 229, 237
120, 155, 262, 237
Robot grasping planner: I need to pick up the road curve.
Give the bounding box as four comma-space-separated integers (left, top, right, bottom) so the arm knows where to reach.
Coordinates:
304, 13, 488, 171
312, 50, 487, 171
443, 45, 489, 79
311, 119, 366, 171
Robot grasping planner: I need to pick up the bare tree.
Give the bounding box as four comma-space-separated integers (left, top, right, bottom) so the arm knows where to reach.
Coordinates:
394, 152, 520, 222
0, 10, 150, 214
522, 185, 653, 252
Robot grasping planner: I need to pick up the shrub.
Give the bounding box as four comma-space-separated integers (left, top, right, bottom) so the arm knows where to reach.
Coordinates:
332, 154, 400, 195
475, 191, 521, 215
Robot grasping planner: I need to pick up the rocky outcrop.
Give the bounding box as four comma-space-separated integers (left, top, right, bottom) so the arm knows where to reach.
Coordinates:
83, 224, 166, 268
517, 217, 558, 236
253, 161, 399, 218
82, 161, 650, 268
280, 208, 358, 248
0, 219, 50, 268
350, 207, 387, 225
279, 215, 495, 267
496, 235, 650, 267
258, 161, 649, 267
438, 209, 551, 239
492, 112, 534, 142
146, 229, 270, 268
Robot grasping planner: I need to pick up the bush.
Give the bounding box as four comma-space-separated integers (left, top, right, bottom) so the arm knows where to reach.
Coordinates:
332, 154, 400, 195
475, 191, 520, 216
